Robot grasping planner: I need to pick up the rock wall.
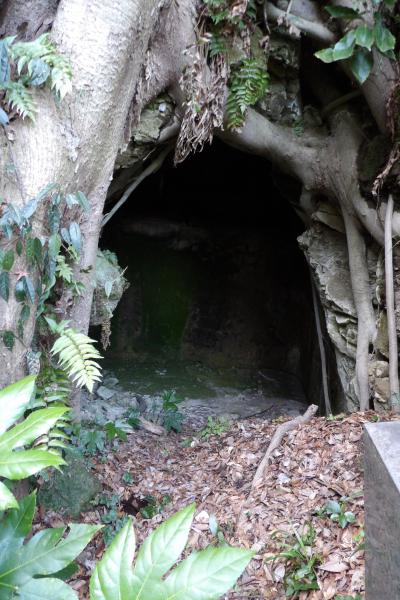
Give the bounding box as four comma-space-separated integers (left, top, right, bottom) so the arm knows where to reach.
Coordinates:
299, 209, 390, 412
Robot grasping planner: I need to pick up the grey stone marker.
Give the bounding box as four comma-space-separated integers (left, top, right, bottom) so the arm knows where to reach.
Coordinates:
364, 421, 400, 599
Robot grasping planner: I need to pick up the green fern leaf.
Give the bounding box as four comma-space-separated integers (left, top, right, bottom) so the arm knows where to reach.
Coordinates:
50, 328, 102, 393
4, 81, 36, 120
226, 58, 268, 130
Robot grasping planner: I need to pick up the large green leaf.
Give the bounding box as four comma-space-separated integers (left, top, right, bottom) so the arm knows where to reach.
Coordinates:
0, 523, 101, 588
0, 448, 65, 479
0, 492, 36, 542
0, 406, 69, 452
351, 49, 373, 84
131, 504, 195, 598
0, 481, 18, 511
374, 15, 396, 53
332, 30, 356, 61
0, 270, 10, 301
18, 577, 78, 599
355, 24, 374, 50
163, 546, 254, 599
0, 376, 36, 435
90, 519, 135, 600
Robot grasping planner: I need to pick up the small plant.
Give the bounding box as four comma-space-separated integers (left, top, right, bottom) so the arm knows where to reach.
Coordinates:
316, 499, 356, 529
199, 416, 230, 440
266, 523, 321, 596
209, 513, 228, 546
161, 389, 185, 433
122, 471, 134, 485
96, 493, 129, 546
140, 494, 171, 520
90, 503, 254, 599
70, 424, 107, 456
126, 407, 141, 429
104, 419, 132, 442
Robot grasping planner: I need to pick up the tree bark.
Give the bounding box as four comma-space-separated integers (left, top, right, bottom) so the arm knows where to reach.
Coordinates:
0, 0, 163, 388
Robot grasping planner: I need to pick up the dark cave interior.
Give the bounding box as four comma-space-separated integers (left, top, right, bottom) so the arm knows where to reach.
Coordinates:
99, 141, 325, 406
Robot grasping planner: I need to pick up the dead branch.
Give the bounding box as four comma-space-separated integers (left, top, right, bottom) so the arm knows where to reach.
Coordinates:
251, 404, 318, 489
139, 416, 165, 435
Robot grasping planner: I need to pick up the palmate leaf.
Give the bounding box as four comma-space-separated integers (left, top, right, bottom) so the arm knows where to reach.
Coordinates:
51, 328, 102, 392
90, 504, 254, 600
0, 492, 101, 599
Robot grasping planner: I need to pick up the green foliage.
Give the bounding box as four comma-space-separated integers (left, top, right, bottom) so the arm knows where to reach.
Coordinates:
0, 376, 68, 511
0, 33, 72, 122
200, 0, 269, 130
161, 389, 185, 433
316, 499, 356, 529
335, 596, 363, 600
266, 523, 321, 596
226, 59, 269, 129
0, 492, 100, 599
315, 3, 396, 84
139, 494, 171, 520
96, 493, 129, 546
0, 185, 90, 348
199, 416, 230, 440
47, 318, 102, 393
90, 503, 254, 600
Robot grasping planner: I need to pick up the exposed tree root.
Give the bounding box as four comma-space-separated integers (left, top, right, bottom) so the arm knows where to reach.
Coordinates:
235, 405, 318, 539
385, 194, 400, 410
250, 404, 319, 488
341, 207, 376, 410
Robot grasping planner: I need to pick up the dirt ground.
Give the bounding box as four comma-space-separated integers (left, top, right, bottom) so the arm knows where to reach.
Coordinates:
38, 410, 394, 599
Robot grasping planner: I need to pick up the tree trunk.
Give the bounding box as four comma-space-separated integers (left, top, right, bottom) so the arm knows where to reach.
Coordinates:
0, 0, 162, 388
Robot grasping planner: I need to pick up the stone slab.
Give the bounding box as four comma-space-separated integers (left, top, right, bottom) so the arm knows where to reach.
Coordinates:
364, 422, 400, 599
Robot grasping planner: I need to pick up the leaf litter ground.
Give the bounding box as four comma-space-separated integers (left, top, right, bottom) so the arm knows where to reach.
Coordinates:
36, 410, 395, 599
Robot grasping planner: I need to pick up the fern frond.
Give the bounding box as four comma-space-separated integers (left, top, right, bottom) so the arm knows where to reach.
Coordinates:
4, 81, 36, 120
226, 58, 269, 130
51, 328, 102, 393
35, 365, 71, 407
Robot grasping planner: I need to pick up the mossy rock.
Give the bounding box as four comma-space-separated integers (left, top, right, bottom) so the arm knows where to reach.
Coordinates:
38, 449, 101, 518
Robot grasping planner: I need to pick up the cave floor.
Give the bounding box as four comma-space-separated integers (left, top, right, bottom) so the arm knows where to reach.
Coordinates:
87, 359, 309, 427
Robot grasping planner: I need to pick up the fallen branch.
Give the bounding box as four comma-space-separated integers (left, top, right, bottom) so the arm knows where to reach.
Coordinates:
139, 416, 165, 435
251, 404, 318, 489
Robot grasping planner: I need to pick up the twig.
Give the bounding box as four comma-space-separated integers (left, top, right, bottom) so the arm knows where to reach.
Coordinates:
251, 404, 318, 489
101, 145, 171, 227
385, 194, 400, 410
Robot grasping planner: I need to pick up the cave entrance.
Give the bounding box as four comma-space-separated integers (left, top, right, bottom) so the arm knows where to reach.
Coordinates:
99, 141, 324, 421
